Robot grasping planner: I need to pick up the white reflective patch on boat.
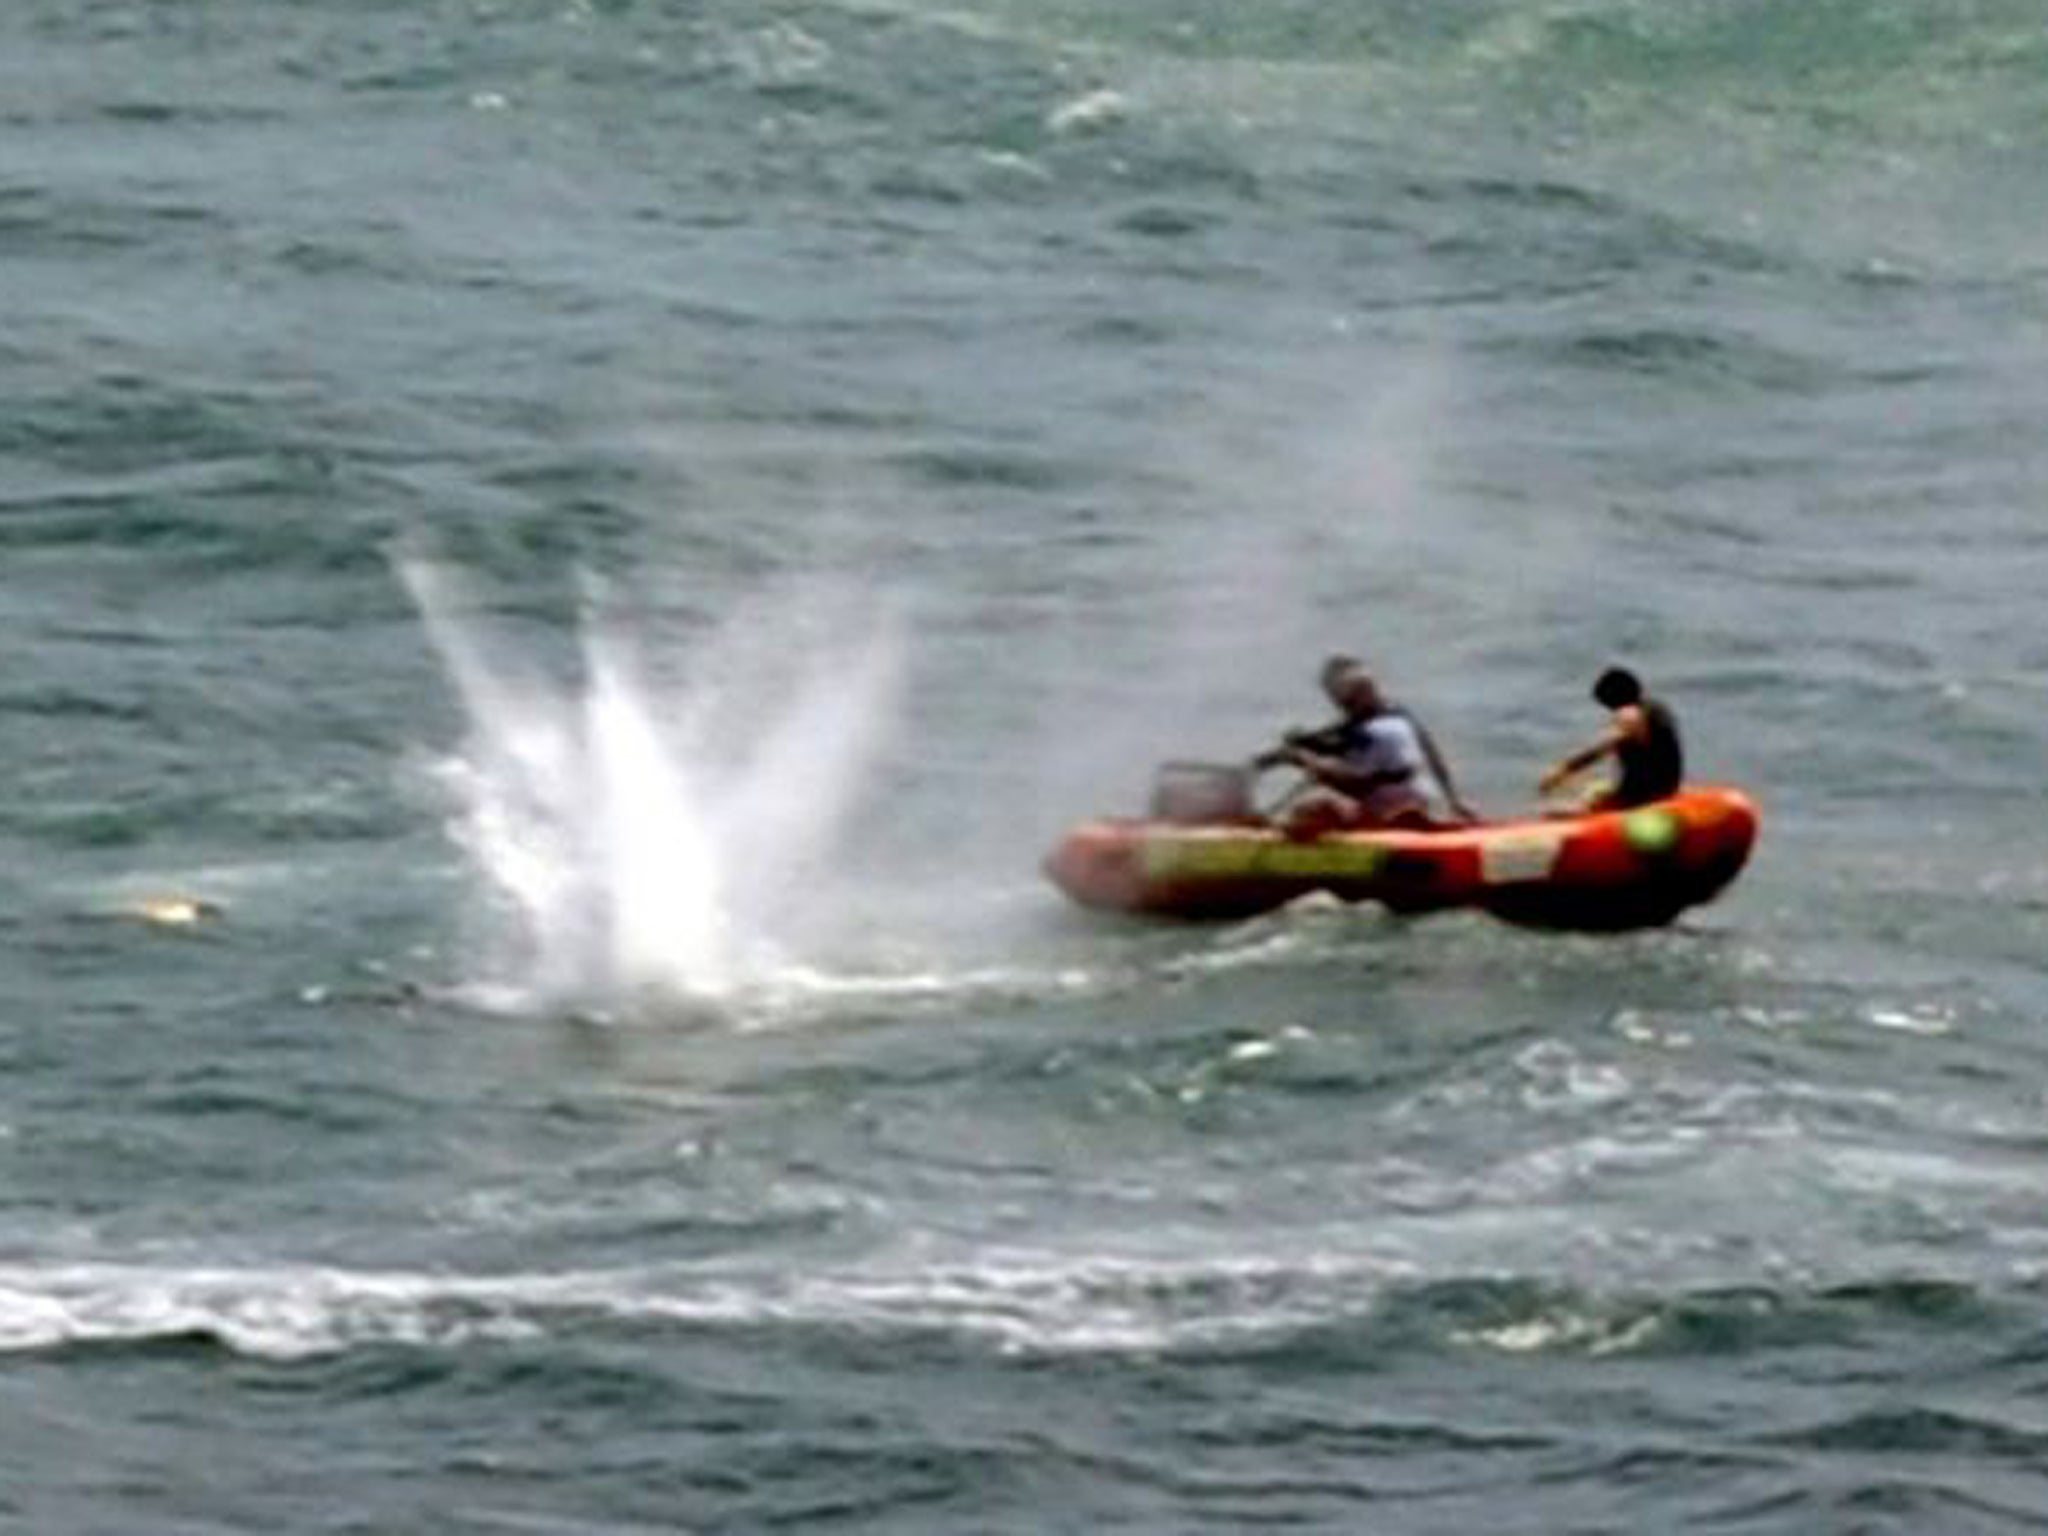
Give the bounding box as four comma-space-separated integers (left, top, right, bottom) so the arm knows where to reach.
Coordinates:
1479, 833, 1566, 885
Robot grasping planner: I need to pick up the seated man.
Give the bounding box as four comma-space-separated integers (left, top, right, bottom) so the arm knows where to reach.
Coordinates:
1538, 665, 1684, 810
1275, 657, 1476, 834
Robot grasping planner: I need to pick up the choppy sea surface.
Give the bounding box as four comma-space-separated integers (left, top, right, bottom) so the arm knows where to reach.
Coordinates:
7, 1, 2048, 1530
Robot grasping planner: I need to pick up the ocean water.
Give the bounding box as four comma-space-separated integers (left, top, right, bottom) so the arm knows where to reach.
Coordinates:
6, 0, 2048, 1529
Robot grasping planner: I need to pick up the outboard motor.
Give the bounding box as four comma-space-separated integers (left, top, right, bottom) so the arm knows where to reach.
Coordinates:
1148, 761, 1258, 825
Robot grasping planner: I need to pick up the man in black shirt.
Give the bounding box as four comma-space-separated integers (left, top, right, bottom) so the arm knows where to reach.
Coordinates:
1539, 666, 1683, 810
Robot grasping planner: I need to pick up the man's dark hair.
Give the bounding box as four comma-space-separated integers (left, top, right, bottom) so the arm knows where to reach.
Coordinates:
1593, 666, 1643, 709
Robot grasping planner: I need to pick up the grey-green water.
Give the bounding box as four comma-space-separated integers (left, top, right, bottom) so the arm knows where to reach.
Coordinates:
7, 2, 2048, 1530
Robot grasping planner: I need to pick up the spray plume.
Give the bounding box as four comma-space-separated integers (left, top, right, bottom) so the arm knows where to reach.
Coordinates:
398, 553, 905, 1016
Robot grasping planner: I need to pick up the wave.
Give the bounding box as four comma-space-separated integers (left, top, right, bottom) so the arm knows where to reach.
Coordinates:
901, 0, 2048, 135
0, 1251, 1417, 1361
830, 0, 2048, 274
1, 1251, 2031, 1365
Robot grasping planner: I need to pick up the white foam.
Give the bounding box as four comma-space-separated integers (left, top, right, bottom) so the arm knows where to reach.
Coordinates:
1047, 88, 1131, 135
1865, 1003, 1955, 1036
1453, 1307, 1662, 1357
0, 1263, 544, 1359
0, 1247, 1419, 1361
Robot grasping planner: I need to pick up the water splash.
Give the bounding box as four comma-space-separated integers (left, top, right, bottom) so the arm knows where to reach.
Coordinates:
398, 555, 906, 1014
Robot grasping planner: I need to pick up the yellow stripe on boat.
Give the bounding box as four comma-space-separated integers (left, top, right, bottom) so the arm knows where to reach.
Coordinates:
1143, 835, 1389, 880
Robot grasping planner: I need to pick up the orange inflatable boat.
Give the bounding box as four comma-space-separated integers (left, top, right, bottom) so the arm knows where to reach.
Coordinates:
1044, 780, 1760, 930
